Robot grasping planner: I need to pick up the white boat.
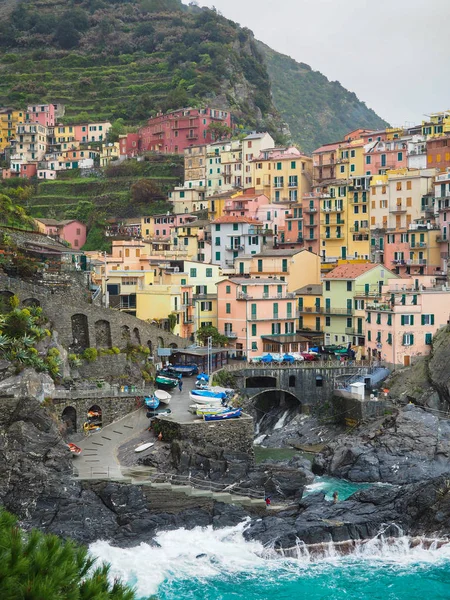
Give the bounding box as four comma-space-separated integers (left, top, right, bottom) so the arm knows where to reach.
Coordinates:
155, 389, 172, 405
134, 442, 155, 453
188, 391, 223, 404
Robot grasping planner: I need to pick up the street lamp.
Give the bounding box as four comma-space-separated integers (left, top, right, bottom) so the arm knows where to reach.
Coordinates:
207, 336, 212, 378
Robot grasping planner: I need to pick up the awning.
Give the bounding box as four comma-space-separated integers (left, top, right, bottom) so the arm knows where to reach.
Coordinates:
261, 334, 315, 344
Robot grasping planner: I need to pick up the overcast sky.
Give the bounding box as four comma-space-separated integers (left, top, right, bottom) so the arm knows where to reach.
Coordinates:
185, 0, 449, 126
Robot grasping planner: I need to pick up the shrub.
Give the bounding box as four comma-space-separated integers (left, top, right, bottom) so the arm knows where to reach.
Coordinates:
111, 346, 120, 354
83, 347, 98, 362
47, 347, 60, 358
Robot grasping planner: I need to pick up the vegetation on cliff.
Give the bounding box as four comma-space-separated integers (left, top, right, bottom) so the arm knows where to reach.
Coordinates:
0, 509, 137, 599
258, 42, 389, 153
0, 0, 387, 149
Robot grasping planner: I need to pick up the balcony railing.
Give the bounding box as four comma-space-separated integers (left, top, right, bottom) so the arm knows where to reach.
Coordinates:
303, 207, 317, 213
324, 307, 353, 315
390, 205, 407, 213
322, 206, 344, 213
321, 220, 345, 226
223, 331, 237, 338
298, 306, 323, 314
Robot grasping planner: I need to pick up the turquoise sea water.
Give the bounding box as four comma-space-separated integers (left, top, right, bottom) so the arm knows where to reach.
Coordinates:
303, 475, 374, 500
90, 523, 450, 600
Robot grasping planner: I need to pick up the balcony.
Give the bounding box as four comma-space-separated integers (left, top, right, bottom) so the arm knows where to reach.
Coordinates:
223, 331, 237, 338
409, 242, 428, 248
303, 207, 317, 213
321, 220, 345, 226
225, 245, 244, 251
350, 226, 369, 233
298, 306, 323, 314
321, 234, 344, 240
183, 317, 194, 324
305, 236, 318, 241
390, 205, 407, 213
324, 307, 353, 315
186, 134, 199, 140
437, 236, 448, 243
323, 206, 344, 213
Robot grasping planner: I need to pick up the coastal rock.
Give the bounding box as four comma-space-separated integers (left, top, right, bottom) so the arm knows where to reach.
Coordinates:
314, 405, 450, 484
0, 368, 55, 402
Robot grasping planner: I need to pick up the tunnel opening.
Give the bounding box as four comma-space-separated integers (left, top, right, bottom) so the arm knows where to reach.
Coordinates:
246, 376, 277, 388
253, 389, 302, 437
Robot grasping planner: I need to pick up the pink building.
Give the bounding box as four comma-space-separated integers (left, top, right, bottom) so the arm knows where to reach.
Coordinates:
27, 104, 55, 127
119, 133, 139, 157
19, 163, 37, 179
35, 219, 86, 249
139, 107, 232, 154
222, 190, 269, 219
362, 130, 408, 176
217, 278, 297, 360
365, 277, 450, 366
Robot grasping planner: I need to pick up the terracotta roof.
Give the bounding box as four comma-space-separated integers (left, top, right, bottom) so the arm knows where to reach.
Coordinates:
255, 248, 306, 257
212, 216, 260, 224
313, 141, 343, 154
323, 263, 379, 279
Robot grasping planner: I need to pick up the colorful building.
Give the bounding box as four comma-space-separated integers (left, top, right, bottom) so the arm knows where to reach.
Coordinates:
323, 263, 399, 350
253, 146, 312, 203
34, 219, 86, 249
210, 216, 266, 272
366, 277, 450, 366
295, 283, 324, 337
217, 278, 297, 360
0, 108, 26, 151
27, 104, 56, 128
139, 107, 231, 154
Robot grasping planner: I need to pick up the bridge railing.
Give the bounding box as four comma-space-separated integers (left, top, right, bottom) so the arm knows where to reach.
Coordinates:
219, 360, 382, 374
52, 386, 154, 400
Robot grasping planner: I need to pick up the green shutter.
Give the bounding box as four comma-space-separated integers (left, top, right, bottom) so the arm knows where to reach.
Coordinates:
368, 330, 371, 341
411, 334, 414, 346
401, 315, 405, 325
431, 314, 435, 325
425, 333, 432, 345
411, 315, 414, 326
421, 315, 425, 325
252, 324, 257, 336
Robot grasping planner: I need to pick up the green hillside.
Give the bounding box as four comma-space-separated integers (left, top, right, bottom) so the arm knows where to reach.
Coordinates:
0, 0, 281, 135
259, 42, 389, 153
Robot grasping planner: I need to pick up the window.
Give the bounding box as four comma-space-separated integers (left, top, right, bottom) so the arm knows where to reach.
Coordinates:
190, 268, 197, 277
215, 236, 221, 246
282, 259, 288, 273
181, 279, 186, 285
425, 333, 433, 345
251, 304, 257, 318
340, 165, 345, 174
346, 281, 352, 291
273, 303, 279, 318
226, 303, 231, 314
407, 181, 412, 190
184, 237, 189, 246
257, 259, 263, 273
368, 330, 371, 341
396, 182, 402, 191
276, 162, 282, 170
206, 268, 212, 277
215, 224, 221, 231
215, 251, 221, 261
325, 316, 331, 327
125, 248, 130, 257
401, 315, 414, 325
76, 228, 81, 235
402, 333, 414, 346
252, 324, 257, 336
251, 341, 258, 351
366, 156, 371, 165
397, 152, 403, 161
226, 285, 231, 294
421, 314, 435, 325
325, 281, 330, 291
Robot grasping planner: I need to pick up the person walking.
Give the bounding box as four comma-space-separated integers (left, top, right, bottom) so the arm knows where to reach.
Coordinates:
265, 496, 271, 508
178, 378, 183, 392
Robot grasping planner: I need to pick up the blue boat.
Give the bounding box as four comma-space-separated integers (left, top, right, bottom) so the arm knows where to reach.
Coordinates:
204, 408, 242, 421
190, 389, 227, 400
145, 395, 160, 409
196, 372, 209, 382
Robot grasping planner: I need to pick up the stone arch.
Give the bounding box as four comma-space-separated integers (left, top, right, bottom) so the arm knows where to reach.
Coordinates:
131, 327, 141, 345
147, 340, 153, 355
86, 404, 102, 432
121, 325, 131, 344
71, 314, 90, 351
252, 389, 302, 434
169, 342, 178, 349
289, 375, 296, 387
61, 406, 77, 434
246, 376, 277, 388
22, 297, 41, 308
95, 319, 112, 349
157, 337, 164, 348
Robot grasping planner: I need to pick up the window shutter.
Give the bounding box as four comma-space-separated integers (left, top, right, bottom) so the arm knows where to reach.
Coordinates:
401, 315, 405, 326
431, 314, 435, 325
421, 315, 425, 326
410, 334, 414, 346
411, 315, 414, 326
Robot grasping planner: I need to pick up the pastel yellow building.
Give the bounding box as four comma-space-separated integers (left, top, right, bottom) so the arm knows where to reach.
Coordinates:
295, 283, 324, 336
0, 108, 26, 150
253, 147, 312, 204
99, 142, 120, 167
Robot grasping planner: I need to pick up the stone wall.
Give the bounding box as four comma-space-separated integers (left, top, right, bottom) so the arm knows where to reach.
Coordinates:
0, 274, 186, 360
77, 354, 128, 380
52, 395, 139, 433
235, 366, 374, 411
332, 395, 387, 424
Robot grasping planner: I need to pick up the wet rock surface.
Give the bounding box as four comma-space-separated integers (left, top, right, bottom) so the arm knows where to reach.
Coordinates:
314, 405, 450, 484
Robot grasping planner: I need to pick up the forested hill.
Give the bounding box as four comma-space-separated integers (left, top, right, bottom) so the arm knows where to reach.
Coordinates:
0, 0, 388, 151
0, 0, 283, 137
259, 42, 389, 153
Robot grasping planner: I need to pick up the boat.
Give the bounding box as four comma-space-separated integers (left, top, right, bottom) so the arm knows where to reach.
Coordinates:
190, 389, 227, 400
155, 389, 172, 405
158, 368, 182, 380
145, 395, 160, 409
67, 443, 82, 456
196, 406, 231, 416
171, 364, 198, 376
196, 372, 209, 382
155, 375, 179, 390
203, 408, 242, 421
134, 442, 154, 453
189, 391, 223, 404
146, 408, 172, 418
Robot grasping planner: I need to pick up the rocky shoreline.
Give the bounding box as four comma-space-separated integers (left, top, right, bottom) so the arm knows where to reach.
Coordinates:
2, 377, 450, 553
